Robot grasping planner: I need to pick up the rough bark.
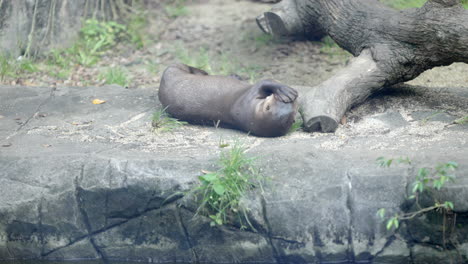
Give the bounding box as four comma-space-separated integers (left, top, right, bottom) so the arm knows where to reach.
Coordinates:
0, 0, 137, 57
257, 0, 468, 132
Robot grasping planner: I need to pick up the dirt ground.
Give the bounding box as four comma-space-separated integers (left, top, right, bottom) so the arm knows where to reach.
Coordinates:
3, 0, 467, 147
5, 0, 466, 93
3, 0, 350, 88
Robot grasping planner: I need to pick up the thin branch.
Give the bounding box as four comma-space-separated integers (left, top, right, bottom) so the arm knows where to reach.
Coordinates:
24, 0, 39, 58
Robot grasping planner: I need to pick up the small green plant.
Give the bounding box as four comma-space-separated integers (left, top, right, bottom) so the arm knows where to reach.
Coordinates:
453, 115, 468, 125
376, 157, 458, 230
175, 45, 212, 73
320, 36, 350, 58
254, 34, 275, 48
288, 117, 303, 134
174, 45, 262, 82
0, 54, 39, 81
17, 58, 38, 73
99, 67, 130, 87
127, 14, 148, 49
151, 108, 188, 132
420, 111, 443, 125
165, 0, 189, 18
195, 142, 262, 229
80, 19, 127, 51
381, 0, 468, 9
146, 60, 160, 74
0, 54, 17, 81
45, 19, 130, 68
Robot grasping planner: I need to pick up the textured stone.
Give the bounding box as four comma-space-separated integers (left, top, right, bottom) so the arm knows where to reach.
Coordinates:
0, 84, 467, 263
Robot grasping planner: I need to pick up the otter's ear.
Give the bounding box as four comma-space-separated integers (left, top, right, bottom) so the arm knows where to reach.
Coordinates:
256, 80, 298, 103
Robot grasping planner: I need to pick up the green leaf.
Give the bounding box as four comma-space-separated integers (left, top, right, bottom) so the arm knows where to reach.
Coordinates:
377, 208, 386, 219
213, 184, 225, 195
446, 161, 458, 169
444, 201, 454, 210
200, 173, 217, 182
386, 159, 393, 167
412, 181, 424, 193
417, 168, 429, 179
386, 217, 399, 230
433, 180, 442, 190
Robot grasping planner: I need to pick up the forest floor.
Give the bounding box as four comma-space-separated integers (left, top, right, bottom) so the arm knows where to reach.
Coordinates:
0, 0, 351, 89
1, 0, 467, 142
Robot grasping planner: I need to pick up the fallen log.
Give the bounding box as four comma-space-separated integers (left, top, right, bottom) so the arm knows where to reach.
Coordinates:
257, 0, 468, 132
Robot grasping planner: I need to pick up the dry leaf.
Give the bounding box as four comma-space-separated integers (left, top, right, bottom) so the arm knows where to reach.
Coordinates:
201, 170, 214, 174
42, 144, 52, 148
92, 99, 106, 105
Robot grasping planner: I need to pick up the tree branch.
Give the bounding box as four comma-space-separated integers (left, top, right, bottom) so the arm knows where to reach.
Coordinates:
257, 0, 468, 132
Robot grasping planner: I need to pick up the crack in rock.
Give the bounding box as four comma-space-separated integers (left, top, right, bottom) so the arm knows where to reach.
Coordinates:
372, 235, 396, 261
176, 206, 199, 263
73, 165, 109, 263
7, 87, 56, 141
260, 194, 280, 263
42, 163, 185, 259
345, 170, 356, 263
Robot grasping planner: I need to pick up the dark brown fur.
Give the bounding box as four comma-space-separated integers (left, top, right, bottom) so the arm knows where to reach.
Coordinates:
158, 63, 298, 137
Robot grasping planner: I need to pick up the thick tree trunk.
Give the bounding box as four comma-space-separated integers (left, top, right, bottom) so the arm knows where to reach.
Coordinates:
257, 0, 468, 132
0, 0, 137, 57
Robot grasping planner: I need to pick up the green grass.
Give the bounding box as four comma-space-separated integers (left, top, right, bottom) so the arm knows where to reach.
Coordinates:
99, 67, 130, 86
381, 0, 468, 9
151, 108, 188, 132
319, 36, 350, 58
46, 18, 145, 69
0, 55, 15, 81
127, 14, 148, 49
454, 115, 468, 125
174, 44, 262, 82
376, 157, 458, 230
288, 117, 303, 134
175, 45, 212, 73
195, 142, 262, 229
253, 34, 275, 48
165, 0, 189, 18
0, 54, 38, 81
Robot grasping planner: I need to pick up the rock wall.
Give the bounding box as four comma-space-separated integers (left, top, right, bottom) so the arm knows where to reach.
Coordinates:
0, 85, 467, 263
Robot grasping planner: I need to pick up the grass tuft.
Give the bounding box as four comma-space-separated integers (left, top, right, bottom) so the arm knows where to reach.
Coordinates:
195, 142, 262, 229
454, 115, 468, 125
288, 117, 303, 134
99, 67, 130, 87
381, 0, 468, 9
151, 108, 188, 132
0, 54, 39, 81
165, 0, 189, 18
174, 44, 262, 82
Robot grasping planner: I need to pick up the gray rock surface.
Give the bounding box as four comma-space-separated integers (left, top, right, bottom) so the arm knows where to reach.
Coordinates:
0, 82, 467, 263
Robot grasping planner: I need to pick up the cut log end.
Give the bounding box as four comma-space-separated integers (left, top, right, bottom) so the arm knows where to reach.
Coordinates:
303, 115, 338, 133
256, 14, 270, 34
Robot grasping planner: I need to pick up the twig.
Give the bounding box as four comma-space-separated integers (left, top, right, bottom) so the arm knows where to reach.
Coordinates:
24, 0, 39, 58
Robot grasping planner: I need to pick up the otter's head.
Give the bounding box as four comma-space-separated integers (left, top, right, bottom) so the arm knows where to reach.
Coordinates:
250, 94, 297, 137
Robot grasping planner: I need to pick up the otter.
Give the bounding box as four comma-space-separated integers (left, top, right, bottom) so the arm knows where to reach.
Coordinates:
158, 63, 298, 137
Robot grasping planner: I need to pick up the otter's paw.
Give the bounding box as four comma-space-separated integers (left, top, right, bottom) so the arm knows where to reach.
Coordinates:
257, 80, 298, 103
